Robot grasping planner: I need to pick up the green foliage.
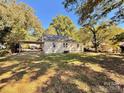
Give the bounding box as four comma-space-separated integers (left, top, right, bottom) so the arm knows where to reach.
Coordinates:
0, 1, 44, 44
49, 15, 77, 37
75, 25, 124, 52
0, 3, 12, 43
75, 25, 111, 46
63, 0, 124, 25
46, 26, 57, 35
74, 28, 92, 43
109, 26, 124, 42
63, 0, 124, 52
0, 49, 10, 56
113, 32, 124, 42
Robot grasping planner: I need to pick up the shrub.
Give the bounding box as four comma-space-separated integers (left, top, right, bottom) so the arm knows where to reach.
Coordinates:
0, 50, 10, 57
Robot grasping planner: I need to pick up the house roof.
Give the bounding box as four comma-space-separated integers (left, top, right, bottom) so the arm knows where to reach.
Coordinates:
40, 35, 75, 42
19, 40, 43, 44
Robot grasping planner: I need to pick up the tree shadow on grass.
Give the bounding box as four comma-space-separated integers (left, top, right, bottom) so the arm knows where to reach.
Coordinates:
0, 53, 124, 93
78, 54, 124, 75
0, 53, 52, 90
41, 63, 122, 93
39, 53, 123, 93
40, 71, 86, 93
46, 53, 124, 75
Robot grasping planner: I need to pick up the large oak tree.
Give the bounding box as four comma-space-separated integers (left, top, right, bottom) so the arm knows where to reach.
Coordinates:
63, 0, 124, 52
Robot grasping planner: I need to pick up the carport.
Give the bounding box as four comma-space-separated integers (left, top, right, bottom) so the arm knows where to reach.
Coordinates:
18, 40, 44, 53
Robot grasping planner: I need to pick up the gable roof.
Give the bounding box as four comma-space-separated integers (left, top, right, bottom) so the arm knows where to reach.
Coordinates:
40, 35, 75, 42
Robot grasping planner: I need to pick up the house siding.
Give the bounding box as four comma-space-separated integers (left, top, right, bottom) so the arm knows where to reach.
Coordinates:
43, 41, 84, 54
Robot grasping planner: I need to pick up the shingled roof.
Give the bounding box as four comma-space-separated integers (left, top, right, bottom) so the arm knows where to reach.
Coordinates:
40, 35, 75, 42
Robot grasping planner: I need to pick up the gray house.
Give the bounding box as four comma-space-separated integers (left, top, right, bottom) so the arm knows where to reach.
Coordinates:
40, 35, 84, 54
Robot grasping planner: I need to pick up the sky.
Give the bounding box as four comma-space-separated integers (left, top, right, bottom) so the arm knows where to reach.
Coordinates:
19, 0, 79, 29
20, 0, 123, 29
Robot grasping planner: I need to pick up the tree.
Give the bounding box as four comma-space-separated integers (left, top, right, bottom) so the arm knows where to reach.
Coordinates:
75, 28, 92, 44
112, 27, 124, 42
74, 24, 124, 52
0, 1, 44, 44
63, 0, 124, 52
63, 0, 124, 24
113, 32, 124, 42
45, 26, 57, 35
0, 0, 15, 4
76, 25, 112, 51
0, 1, 12, 43
49, 15, 77, 37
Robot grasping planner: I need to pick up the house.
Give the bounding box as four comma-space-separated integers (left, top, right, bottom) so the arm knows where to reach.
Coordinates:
40, 35, 84, 54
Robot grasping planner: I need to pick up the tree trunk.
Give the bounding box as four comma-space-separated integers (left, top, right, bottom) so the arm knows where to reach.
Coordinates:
94, 43, 98, 52
92, 31, 98, 52
89, 26, 98, 52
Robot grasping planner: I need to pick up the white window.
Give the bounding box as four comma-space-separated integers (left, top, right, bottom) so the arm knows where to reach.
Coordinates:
63, 43, 68, 48
52, 42, 56, 48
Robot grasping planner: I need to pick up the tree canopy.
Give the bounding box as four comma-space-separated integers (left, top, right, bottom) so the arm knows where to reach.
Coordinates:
48, 15, 77, 37
63, 0, 124, 25
63, 0, 124, 52
0, 0, 44, 44
112, 27, 124, 42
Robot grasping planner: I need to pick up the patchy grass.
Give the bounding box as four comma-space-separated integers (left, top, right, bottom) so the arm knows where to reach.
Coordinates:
0, 52, 124, 93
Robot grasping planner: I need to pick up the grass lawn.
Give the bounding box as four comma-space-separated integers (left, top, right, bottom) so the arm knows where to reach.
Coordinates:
0, 52, 124, 93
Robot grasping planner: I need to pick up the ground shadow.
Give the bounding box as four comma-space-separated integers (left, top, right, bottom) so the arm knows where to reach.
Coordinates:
0, 52, 124, 93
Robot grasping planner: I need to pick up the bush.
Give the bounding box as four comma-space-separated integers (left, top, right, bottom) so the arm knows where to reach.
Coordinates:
0, 50, 10, 57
